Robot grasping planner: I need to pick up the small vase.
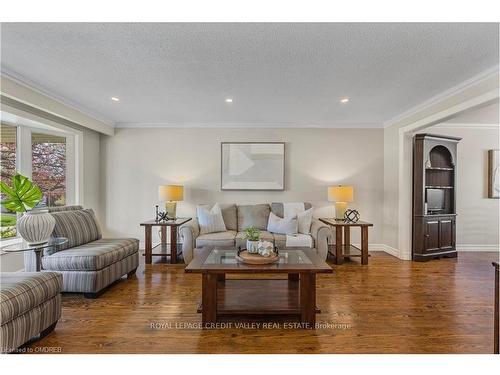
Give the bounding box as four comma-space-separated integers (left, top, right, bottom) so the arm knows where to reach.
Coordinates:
17, 209, 56, 245
246, 240, 259, 254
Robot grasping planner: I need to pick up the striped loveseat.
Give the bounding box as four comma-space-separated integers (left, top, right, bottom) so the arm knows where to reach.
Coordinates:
24, 206, 139, 298
0, 272, 62, 353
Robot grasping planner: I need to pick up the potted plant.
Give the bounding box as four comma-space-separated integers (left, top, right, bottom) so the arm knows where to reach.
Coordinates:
0, 173, 55, 245
243, 226, 261, 254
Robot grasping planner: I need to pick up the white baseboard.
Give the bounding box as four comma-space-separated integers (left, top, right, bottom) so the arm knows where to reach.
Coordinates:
352, 243, 401, 258
456, 245, 499, 252
379, 244, 401, 258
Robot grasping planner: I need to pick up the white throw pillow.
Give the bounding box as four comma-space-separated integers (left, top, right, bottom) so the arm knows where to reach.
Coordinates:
267, 212, 298, 235
197, 203, 227, 234
297, 208, 313, 234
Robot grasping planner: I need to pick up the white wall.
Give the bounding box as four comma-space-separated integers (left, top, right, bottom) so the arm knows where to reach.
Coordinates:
101, 127, 384, 246
81, 128, 102, 222
427, 124, 499, 248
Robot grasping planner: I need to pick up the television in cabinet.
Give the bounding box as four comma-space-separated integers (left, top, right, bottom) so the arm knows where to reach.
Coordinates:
412, 133, 461, 262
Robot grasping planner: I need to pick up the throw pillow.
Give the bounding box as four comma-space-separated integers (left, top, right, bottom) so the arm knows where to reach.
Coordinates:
267, 212, 298, 235
197, 203, 227, 234
297, 208, 314, 234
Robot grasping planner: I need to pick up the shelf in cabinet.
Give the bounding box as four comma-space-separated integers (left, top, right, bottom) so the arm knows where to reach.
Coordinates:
425, 167, 454, 171
425, 186, 454, 189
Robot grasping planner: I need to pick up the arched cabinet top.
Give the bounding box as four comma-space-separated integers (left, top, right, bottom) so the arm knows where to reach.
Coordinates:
414, 133, 461, 169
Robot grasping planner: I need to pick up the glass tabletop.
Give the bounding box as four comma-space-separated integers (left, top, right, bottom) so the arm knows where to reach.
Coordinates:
204, 248, 313, 265
1, 237, 68, 253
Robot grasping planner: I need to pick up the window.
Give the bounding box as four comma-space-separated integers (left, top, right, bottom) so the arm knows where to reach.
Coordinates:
0, 112, 81, 241
31, 132, 67, 207
0, 123, 18, 239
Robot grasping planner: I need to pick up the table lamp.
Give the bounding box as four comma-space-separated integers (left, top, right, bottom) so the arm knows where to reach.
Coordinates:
158, 185, 184, 220
328, 185, 354, 220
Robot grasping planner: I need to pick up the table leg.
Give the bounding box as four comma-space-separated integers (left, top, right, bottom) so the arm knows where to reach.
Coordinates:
160, 226, 167, 245
344, 226, 351, 260
361, 226, 369, 265
170, 226, 177, 264
494, 266, 499, 354
145, 225, 152, 265
335, 226, 343, 265
288, 273, 299, 281
202, 274, 217, 326
34, 249, 43, 272
300, 273, 316, 327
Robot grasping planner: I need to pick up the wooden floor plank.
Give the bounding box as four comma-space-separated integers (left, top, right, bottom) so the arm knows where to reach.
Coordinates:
25, 251, 498, 353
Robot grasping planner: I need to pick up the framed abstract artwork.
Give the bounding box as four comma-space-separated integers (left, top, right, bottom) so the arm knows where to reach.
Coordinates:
488, 149, 499, 199
221, 142, 285, 190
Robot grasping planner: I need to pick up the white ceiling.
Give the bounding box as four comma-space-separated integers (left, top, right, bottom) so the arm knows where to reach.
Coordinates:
1, 23, 498, 128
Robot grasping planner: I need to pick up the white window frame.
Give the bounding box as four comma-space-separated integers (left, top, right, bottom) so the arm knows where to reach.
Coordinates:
22, 125, 79, 206
1, 109, 83, 244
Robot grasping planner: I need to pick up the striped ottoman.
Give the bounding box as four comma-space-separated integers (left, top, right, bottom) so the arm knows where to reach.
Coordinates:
0, 272, 62, 353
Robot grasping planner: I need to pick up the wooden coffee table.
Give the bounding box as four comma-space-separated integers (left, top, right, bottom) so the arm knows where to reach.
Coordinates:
185, 246, 332, 328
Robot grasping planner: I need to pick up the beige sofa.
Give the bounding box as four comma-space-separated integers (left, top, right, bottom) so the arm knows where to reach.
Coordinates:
179, 202, 333, 263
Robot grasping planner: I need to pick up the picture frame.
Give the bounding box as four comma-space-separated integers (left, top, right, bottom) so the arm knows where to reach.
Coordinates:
221, 142, 285, 191
488, 149, 499, 199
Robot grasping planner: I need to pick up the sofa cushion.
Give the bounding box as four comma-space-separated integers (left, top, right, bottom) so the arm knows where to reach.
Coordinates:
42, 238, 139, 271
196, 230, 237, 247
48, 205, 84, 213
51, 208, 102, 250
273, 233, 287, 248
271, 202, 312, 218
272, 233, 315, 249
237, 204, 270, 231
0, 272, 62, 325
235, 230, 274, 249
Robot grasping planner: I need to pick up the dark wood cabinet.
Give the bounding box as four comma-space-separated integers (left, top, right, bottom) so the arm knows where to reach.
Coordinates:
424, 219, 440, 251
412, 134, 461, 261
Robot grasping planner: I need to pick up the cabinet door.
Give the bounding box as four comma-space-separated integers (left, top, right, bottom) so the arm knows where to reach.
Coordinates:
424, 220, 440, 251
439, 219, 454, 250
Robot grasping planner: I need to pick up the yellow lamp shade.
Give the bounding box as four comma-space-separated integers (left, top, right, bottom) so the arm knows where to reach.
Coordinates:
158, 185, 184, 202
328, 185, 354, 203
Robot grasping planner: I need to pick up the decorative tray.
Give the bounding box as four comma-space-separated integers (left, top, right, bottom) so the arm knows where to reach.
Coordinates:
235, 250, 279, 265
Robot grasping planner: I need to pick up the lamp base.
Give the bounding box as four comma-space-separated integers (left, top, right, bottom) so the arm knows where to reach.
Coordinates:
165, 201, 177, 220
335, 202, 348, 220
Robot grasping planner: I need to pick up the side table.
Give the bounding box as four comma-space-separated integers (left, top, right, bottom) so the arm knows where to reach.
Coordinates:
319, 218, 373, 265
1, 237, 69, 271
140, 218, 191, 264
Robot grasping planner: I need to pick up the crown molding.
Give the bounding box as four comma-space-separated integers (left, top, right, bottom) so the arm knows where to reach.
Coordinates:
115, 121, 383, 129
433, 122, 499, 129
384, 65, 500, 128
1, 69, 115, 127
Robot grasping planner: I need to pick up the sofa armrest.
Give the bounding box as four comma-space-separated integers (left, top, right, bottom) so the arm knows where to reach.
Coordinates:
179, 218, 200, 264
310, 219, 334, 260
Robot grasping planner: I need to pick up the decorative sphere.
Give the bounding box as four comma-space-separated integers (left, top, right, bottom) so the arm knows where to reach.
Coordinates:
344, 209, 360, 223
258, 241, 274, 257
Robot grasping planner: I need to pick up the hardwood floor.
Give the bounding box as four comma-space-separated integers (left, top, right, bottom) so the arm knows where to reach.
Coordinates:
27, 251, 498, 354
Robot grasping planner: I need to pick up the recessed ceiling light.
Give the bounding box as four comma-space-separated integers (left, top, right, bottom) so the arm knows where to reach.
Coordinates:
225, 98, 233, 103
111, 97, 120, 102
340, 97, 349, 104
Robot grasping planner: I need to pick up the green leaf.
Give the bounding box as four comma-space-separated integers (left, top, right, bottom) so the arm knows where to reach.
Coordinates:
0, 173, 42, 213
